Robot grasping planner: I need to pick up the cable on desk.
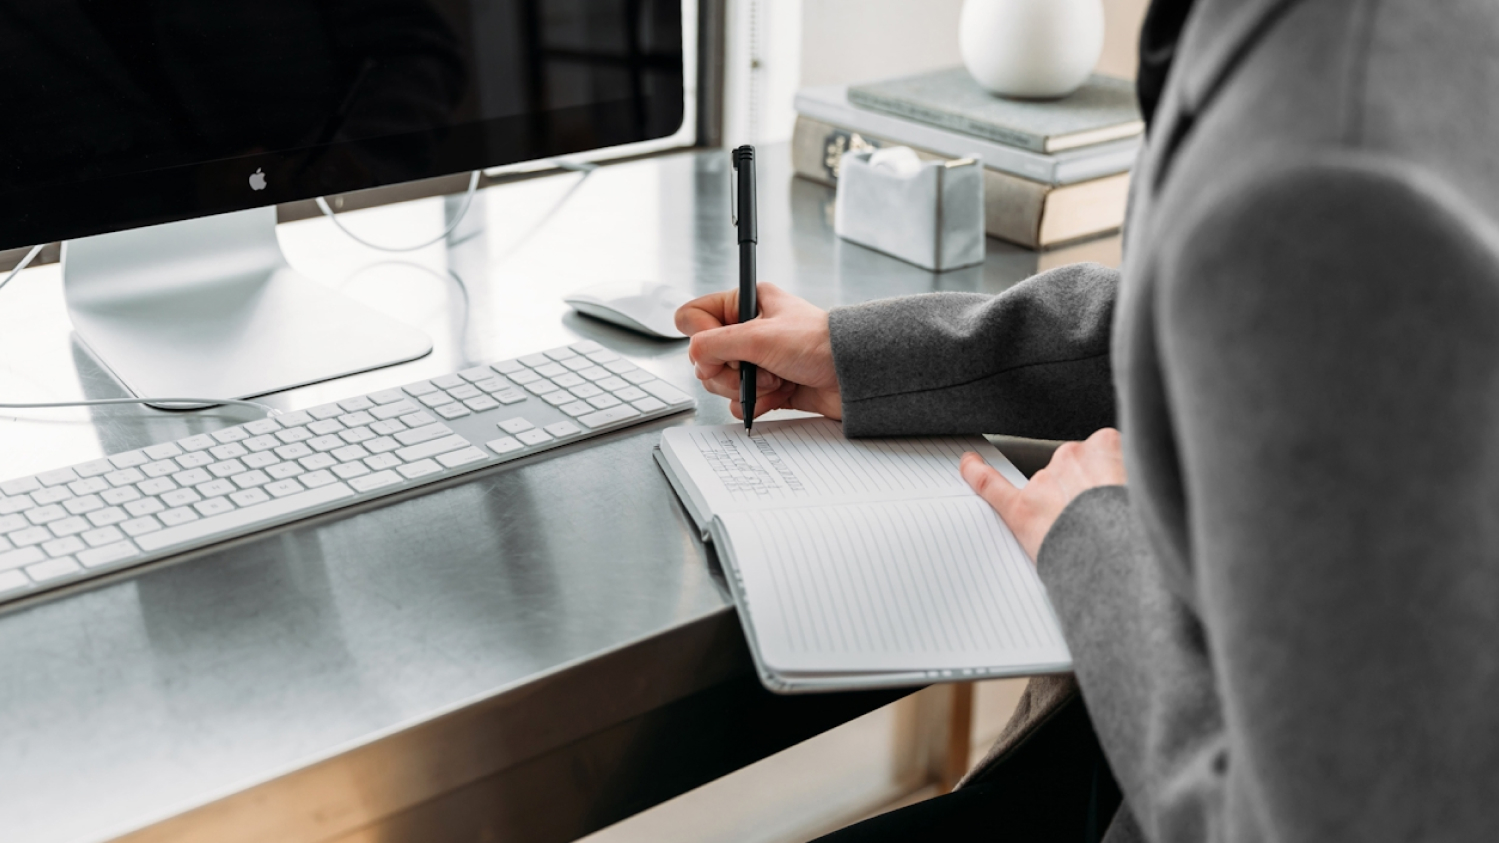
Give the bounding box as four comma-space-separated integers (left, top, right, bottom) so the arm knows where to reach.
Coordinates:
316, 170, 482, 252
0, 245, 279, 419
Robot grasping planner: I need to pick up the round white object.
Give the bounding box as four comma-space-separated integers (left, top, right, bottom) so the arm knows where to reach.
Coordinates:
959, 0, 1105, 99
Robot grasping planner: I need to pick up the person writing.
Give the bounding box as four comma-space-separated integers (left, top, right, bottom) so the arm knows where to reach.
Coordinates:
678, 0, 1499, 840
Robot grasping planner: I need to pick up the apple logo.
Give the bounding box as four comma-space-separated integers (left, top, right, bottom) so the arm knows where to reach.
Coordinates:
248, 168, 267, 191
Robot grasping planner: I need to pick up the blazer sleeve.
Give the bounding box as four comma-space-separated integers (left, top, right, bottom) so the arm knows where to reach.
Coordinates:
1044, 158, 1499, 843
826, 262, 1119, 440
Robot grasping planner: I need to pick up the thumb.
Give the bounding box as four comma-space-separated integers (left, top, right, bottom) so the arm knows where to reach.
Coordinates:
960, 452, 1019, 514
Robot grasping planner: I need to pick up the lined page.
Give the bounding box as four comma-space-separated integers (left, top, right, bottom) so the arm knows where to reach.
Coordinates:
661, 418, 1026, 515
721, 497, 1071, 674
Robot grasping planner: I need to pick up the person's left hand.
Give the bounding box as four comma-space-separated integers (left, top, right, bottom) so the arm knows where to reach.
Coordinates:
960, 428, 1127, 562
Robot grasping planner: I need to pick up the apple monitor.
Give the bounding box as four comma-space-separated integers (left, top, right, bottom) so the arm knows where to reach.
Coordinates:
0, 0, 692, 400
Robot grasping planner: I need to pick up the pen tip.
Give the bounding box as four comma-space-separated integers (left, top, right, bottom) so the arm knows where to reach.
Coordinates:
744, 417, 752, 432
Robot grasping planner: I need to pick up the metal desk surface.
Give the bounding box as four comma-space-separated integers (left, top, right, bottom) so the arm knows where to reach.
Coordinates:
0, 147, 1113, 843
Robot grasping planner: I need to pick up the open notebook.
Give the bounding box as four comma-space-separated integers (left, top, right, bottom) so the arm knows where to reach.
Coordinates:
655, 418, 1071, 693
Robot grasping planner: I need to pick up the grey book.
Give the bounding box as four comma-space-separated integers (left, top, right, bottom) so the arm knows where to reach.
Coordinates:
848, 68, 1144, 154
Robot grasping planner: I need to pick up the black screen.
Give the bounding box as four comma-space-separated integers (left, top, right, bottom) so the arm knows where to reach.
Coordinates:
0, 0, 686, 250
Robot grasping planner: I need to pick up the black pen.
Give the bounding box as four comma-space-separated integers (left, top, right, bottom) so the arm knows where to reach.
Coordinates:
732, 145, 758, 431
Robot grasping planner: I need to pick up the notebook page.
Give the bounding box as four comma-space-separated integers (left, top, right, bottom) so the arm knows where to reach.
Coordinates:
720, 496, 1071, 673
660, 418, 1026, 515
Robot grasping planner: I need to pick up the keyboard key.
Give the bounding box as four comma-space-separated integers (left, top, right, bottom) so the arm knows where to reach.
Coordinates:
519, 353, 549, 367
474, 377, 508, 393
568, 340, 604, 354
138, 477, 176, 496
208, 459, 248, 478
517, 429, 553, 446
578, 366, 611, 381
570, 383, 603, 399
173, 468, 212, 487
277, 411, 314, 427
577, 405, 642, 429
249, 434, 285, 450
614, 386, 648, 402
544, 421, 582, 438
68, 477, 109, 496
230, 489, 271, 507
1, 478, 41, 496
597, 376, 630, 391
232, 470, 272, 489
448, 384, 481, 400
212, 426, 251, 444
309, 404, 344, 420
508, 369, 541, 385
338, 411, 375, 428
179, 434, 216, 451
464, 396, 499, 412
144, 442, 185, 460
136, 482, 352, 553
622, 369, 655, 384
0, 570, 27, 594
364, 453, 402, 471
418, 392, 452, 408
175, 451, 214, 469
487, 437, 524, 455
9, 527, 50, 547
32, 487, 72, 505
50, 517, 91, 537
339, 427, 376, 444
365, 436, 400, 454
106, 468, 146, 487
332, 462, 370, 480
370, 419, 405, 436
498, 417, 534, 434
586, 394, 622, 410
372, 400, 419, 419
27, 557, 81, 582
432, 374, 465, 389
604, 359, 639, 374
0, 546, 45, 571
78, 541, 140, 569
108, 451, 150, 470
275, 442, 314, 460
562, 357, 592, 372
402, 381, 435, 399
86, 507, 128, 527
38, 467, 79, 487
495, 389, 528, 405
350, 471, 402, 492
309, 435, 344, 452
238, 413, 283, 435
535, 362, 567, 378
300, 470, 338, 489
526, 380, 561, 395
490, 359, 524, 375
243, 451, 280, 469
197, 475, 234, 496
159, 507, 199, 527
585, 349, 622, 364
396, 435, 470, 463
141, 460, 178, 478
434, 403, 471, 420
81, 526, 125, 547
398, 459, 443, 479
161, 489, 202, 508
0, 497, 31, 516
395, 423, 452, 446
266, 462, 304, 480
369, 389, 406, 404
632, 397, 667, 413
121, 516, 162, 537
0, 514, 26, 533
26, 505, 68, 525
194, 498, 235, 517
209, 443, 249, 460
542, 392, 573, 407
560, 401, 594, 417
76, 459, 114, 478
309, 419, 344, 435
264, 479, 305, 498
300, 453, 337, 471
640, 380, 693, 405
124, 498, 165, 518
552, 373, 586, 388
64, 495, 105, 516
43, 537, 85, 558
437, 447, 488, 468
332, 446, 370, 463
338, 396, 375, 412
544, 346, 578, 361
399, 411, 437, 428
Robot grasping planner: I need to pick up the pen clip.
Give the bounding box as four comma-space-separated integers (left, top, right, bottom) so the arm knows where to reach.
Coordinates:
730, 156, 739, 227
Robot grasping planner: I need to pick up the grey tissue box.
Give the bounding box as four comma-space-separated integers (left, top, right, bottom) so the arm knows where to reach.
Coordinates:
834, 151, 986, 272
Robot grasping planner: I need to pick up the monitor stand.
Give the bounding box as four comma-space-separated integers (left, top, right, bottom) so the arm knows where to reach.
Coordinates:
62, 206, 432, 402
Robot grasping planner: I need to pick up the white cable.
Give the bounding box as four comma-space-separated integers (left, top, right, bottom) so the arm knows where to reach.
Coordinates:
316, 169, 481, 252
0, 244, 44, 294
0, 245, 279, 419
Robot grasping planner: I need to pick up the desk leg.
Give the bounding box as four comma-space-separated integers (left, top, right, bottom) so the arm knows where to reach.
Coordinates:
941, 683, 975, 792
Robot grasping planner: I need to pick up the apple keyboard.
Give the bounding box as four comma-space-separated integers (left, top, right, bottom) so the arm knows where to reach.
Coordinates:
0, 340, 693, 607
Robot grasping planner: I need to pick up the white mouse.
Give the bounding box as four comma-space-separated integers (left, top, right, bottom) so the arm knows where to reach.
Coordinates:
563, 281, 692, 339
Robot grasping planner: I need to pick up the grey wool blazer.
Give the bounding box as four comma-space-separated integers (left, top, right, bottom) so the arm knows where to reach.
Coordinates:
828, 1, 1499, 841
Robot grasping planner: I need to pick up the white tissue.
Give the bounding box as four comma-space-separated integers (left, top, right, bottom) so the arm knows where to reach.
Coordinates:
867, 146, 924, 177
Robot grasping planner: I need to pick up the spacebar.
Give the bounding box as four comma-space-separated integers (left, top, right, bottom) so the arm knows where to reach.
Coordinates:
136, 483, 356, 552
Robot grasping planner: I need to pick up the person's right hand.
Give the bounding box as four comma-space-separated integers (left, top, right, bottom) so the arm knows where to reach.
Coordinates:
676, 283, 843, 421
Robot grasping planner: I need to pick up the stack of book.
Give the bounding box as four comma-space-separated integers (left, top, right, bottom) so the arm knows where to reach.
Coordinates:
793, 67, 1143, 250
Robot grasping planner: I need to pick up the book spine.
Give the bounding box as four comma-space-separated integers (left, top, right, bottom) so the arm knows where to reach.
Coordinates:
846, 89, 1048, 153
793, 116, 1063, 249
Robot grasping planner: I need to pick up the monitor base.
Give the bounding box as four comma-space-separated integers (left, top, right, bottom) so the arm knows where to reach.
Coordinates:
61, 207, 432, 402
